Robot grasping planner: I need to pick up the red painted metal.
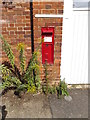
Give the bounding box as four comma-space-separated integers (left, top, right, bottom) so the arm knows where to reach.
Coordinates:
41, 27, 54, 64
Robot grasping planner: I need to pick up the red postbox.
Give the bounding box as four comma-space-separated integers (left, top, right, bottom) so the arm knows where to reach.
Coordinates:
41, 27, 54, 64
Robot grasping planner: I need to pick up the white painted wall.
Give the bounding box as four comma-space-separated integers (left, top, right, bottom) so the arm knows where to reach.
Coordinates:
60, 0, 88, 84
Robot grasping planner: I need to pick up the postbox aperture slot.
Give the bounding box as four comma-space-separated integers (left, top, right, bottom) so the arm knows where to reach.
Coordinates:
42, 32, 52, 35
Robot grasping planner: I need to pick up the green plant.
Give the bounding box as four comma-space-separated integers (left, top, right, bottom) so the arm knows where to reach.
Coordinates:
48, 85, 56, 94
0, 34, 41, 95
42, 62, 49, 94
56, 78, 69, 98
42, 62, 57, 94
0, 65, 22, 90
42, 85, 56, 94
0, 35, 69, 97
17, 43, 26, 74
24, 51, 41, 91
0, 34, 15, 68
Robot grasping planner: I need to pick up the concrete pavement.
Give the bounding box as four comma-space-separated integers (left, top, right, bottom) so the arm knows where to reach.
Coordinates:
1, 89, 89, 118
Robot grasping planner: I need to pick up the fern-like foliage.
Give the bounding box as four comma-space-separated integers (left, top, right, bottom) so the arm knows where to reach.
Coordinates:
0, 65, 22, 90
24, 52, 41, 90
0, 35, 41, 94
0, 64, 11, 81
17, 43, 26, 74
0, 34, 15, 68
56, 78, 69, 98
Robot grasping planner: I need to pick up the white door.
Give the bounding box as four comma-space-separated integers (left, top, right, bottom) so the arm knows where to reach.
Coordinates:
61, 0, 88, 84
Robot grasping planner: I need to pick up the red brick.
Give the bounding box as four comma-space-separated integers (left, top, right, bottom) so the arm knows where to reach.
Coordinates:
26, 16, 30, 19
15, 31, 25, 34
45, 23, 62, 27
18, 27, 23, 30
15, 23, 25, 27
10, 24, 14, 27
2, 31, 9, 34
2, 24, 8, 27
45, 4, 52, 9
58, 9, 63, 14
41, 9, 55, 14
7, 27, 17, 31
10, 31, 14, 34
16, 19, 22, 23
24, 34, 31, 38
23, 11, 30, 15
2, 27, 6, 31
24, 27, 30, 30
26, 23, 30, 26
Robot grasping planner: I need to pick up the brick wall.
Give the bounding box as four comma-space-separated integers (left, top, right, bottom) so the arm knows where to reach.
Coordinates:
33, 2, 63, 85
1, 1, 64, 85
1, 2, 32, 68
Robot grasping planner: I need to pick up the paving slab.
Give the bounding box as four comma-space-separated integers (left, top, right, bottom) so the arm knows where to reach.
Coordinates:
49, 89, 88, 118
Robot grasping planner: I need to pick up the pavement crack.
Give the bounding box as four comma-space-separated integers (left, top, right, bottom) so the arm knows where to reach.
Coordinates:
48, 95, 53, 118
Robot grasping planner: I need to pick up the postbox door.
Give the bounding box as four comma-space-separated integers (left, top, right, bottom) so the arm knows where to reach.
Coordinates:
42, 43, 53, 64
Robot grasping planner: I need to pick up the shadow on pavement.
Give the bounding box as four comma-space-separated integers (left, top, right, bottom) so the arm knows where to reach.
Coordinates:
0, 105, 7, 120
